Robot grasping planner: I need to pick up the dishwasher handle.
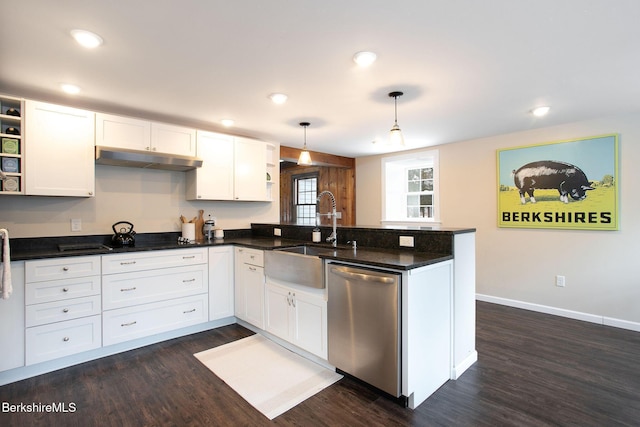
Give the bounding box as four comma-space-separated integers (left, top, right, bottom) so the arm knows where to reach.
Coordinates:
329, 266, 397, 284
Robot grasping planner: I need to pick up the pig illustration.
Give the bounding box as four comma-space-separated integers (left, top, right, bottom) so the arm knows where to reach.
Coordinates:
513, 160, 593, 204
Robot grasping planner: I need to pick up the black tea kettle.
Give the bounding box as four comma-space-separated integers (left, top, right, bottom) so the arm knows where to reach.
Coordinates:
112, 221, 136, 247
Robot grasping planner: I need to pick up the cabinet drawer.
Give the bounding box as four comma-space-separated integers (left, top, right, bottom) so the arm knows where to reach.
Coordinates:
26, 295, 101, 327
102, 248, 207, 274
102, 294, 208, 346
26, 256, 101, 282
25, 315, 102, 365
236, 247, 264, 267
25, 275, 101, 305
102, 264, 208, 310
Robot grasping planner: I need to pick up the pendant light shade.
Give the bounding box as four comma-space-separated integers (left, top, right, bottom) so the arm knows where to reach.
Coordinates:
388, 91, 405, 146
297, 122, 312, 165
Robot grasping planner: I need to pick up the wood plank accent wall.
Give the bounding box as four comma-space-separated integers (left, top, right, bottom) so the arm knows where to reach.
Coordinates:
280, 164, 356, 226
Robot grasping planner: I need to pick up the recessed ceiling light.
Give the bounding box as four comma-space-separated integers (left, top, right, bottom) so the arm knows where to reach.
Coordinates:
221, 119, 235, 127
269, 93, 288, 105
353, 51, 377, 67
70, 29, 103, 49
531, 106, 550, 117
60, 83, 81, 94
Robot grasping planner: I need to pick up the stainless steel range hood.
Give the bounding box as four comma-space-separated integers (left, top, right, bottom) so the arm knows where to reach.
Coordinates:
95, 146, 203, 171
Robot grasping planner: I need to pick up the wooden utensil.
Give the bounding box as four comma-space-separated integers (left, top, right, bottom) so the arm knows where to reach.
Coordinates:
195, 210, 204, 241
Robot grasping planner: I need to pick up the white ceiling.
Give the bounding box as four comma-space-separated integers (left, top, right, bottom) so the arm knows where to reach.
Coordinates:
2, 0, 640, 158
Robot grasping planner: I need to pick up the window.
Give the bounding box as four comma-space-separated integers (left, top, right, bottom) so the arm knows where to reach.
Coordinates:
293, 174, 318, 225
381, 149, 439, 224
406, 167, 434, 219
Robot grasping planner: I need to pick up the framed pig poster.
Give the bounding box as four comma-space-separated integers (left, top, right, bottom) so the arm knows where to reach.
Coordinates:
497, 134, 618, 230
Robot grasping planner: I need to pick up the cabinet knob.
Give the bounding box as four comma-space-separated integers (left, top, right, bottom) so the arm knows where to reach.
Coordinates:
62, 308, 69, 313
62, 287, 69, 292
63, 267, 69, 271
88, 191, 93, 196
63, 337, 70, 342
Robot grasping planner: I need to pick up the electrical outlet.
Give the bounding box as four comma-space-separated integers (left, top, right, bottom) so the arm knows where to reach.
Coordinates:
335, 212, 342, 219
399, 236, 414, 247
555, 275, 566, 287
274, 228, 282, 236
70, 218, 82, 232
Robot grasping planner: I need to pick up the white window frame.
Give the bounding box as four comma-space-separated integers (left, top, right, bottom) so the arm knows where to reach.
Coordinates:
381, 149, 440, 226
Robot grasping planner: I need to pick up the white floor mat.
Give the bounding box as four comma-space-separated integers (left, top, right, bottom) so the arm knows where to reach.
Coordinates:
194, 334, 342, 420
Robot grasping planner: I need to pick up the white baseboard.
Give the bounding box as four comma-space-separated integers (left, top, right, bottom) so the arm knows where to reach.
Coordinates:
451, 350, 478, 380
476, 294, 640, 333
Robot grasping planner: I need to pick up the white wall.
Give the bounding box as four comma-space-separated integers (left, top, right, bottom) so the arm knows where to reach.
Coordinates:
357, 112, 640, 325
1, 164, 279, 237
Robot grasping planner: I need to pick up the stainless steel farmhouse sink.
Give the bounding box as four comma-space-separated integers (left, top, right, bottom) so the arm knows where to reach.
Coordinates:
264, 246, 328, 289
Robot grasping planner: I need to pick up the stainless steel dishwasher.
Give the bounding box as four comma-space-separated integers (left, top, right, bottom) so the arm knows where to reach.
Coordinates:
327, 263, 402, 398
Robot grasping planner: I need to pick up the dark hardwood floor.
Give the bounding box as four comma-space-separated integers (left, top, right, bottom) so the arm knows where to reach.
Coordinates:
2, 301, 639, 426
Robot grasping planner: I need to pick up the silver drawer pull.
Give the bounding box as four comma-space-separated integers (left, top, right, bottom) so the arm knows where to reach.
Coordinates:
120, 287, 137, 292
63, 267, 69, 271
63, 337, 70, 342
183, 308, 196, 314
121, 321, 137, 327
62, 308, 69, 313
120, 261, 137, 265
249, 266, 257, 271
62, 287, 69, 292
183, 255, 196, 259
182, 278, 196, 283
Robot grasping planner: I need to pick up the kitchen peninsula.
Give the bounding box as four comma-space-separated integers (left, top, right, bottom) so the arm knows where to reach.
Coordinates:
2, 223, 476, 409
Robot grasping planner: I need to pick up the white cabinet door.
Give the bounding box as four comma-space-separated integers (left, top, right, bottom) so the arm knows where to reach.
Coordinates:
264, 279, 327, 359
265, 283, 292, 340
151, 122, 196, 156
234, 137, 267, 201
292, 290, 327, 359
186, 131, 234, 200
234, 247, 265, 328
208, 246, 234, 320
25, 100, 95, 197
95, 113, 151, 151
0, 262, 25, 372
243, 264, 265, 329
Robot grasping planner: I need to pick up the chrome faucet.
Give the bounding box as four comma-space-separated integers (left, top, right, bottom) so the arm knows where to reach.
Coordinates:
317, 190, 337, 247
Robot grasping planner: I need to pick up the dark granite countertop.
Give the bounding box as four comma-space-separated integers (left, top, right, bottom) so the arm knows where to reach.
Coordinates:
8, 234, 452, 270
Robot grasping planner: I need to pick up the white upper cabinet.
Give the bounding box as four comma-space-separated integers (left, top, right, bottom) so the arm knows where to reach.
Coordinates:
186, 133, 269, 201
95, 113, 196, 156
25, 100, 95, 197
234, 137, 267, 201
95, 113, 150, 151
186, 131, 234, 200
151, 122, 196, 156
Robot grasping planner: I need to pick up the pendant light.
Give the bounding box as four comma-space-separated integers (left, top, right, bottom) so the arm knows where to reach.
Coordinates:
297, 122, 312, 165
388, 91, 405, 146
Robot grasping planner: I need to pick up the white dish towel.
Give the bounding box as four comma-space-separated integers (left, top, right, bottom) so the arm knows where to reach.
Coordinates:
0, 228, 12, 300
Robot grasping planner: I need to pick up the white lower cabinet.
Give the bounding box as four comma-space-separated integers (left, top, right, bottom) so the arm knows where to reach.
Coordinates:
102, 294, 208, 346
0, 262, 25, 372
234, 247, 265, 329
101, 248, 209, 346
265, 281, 327, 359
209, 246, 234, 320
24, 256, 102, 365
25, 315, 101, 365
